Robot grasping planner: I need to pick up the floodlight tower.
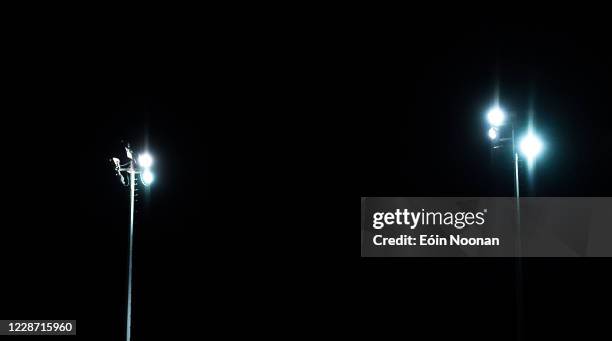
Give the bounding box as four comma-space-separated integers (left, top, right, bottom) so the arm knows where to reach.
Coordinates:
485, 104, 544, 341
486, 106, 521, 201
111, 143, 154, 341
485, 105, 544, 245
486, 107, 544, 193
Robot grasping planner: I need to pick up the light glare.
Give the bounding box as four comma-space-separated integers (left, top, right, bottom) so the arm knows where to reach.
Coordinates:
141, 169, 154, 186
138, 153, 153, 168
488, 127, 498, 140
520, 133, 543, 160
487, 107, 505, 126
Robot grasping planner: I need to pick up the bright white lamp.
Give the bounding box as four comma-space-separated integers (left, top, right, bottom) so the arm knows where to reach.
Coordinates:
519, 133, 543, 160
487, 107, 505, 127
138, 153, 153, 168
141, 169, 154, 186
488, 127, 498, 140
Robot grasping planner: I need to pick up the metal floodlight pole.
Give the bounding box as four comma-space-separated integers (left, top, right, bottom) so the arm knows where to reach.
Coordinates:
491, 111, 523, 339
126, 158, 135, 341
511, 120, 521, 254
488, 109, 521, 237
512, 120, 524, 341
489, 112, 522, 250
488, 105, 545, 340
111, 143, 154, 341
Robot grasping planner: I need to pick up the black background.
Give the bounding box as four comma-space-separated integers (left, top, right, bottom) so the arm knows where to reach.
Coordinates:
1, 18, 612, 340
359, 21, 612, 340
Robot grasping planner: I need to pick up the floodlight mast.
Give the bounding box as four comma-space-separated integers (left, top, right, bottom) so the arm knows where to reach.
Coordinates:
126, 156, 135, 341
485, 107, 523, 339
486, 110, 520, 189
110, 142, 153, 341
485, 108, 521, 249
486, 104, 546, 340
510, 120, 521, 255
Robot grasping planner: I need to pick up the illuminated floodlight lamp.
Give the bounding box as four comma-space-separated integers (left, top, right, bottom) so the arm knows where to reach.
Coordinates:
519, 133, 543, 160
486, 106, 505, 127
138, 153, 153, 168
141, 169, 154, 186
488, 127, 498, 140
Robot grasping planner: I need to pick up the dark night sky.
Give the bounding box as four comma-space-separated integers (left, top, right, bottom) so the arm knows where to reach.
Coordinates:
2, 20, 612, 339
359, 25, 612, 197
2, 94, 214, 338
77, 98, 213, 339
359, 23, 612, 340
